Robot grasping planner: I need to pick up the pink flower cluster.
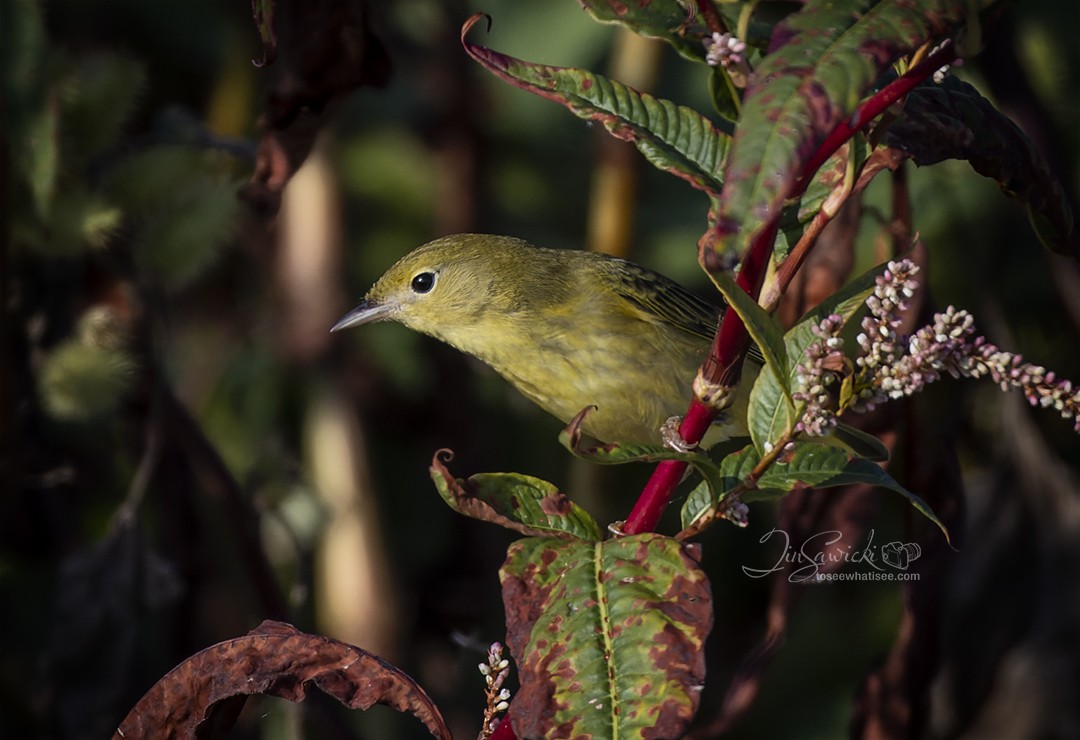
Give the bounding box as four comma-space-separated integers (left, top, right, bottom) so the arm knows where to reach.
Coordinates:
793, 259, 1080, 435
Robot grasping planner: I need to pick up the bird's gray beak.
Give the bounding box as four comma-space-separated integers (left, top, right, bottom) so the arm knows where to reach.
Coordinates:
330, 299, 394, 332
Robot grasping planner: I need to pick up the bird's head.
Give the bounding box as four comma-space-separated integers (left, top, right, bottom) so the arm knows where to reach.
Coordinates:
331, 234, 538, 340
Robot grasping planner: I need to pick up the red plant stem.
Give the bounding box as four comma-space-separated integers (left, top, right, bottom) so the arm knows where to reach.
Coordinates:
695, 0, 728, 35
623, 218, 777, 535
490, 717, 516, 740
624, 46, 956, 537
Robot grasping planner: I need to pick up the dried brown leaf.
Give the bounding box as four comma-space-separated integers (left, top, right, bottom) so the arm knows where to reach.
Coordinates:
114, 620, 450, 739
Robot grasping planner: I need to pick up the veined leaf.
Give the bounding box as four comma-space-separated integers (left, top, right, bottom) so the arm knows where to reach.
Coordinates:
501, 535, 711, 739
462, 14, 729, 199
756, 441, 850, 490
706, 267, 788, 387
887, 76, 1078, 256
713, 0, 984, 257
832, 422, 890, 462
430, 451, 601, 541
559, 415, 727, 505
747, 363, 797, 455
576, 0, 712, 62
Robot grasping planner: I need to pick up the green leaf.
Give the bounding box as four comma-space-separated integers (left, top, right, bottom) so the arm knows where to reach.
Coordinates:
713, 0, 982, 257
559, 417, 726, 504
831, 422, 890, 462
680, 444, 760, 529
462, 15, 729, 198
747, 363, 796, 454
756, 441, 850, 491
706, 267, 788, 385
576, 0, 713, 62
887, 77, 1078, 256
708, 66, 741, 127
430, 452, 601, 541
501, 534, 711, 739
820, 458, 952, 545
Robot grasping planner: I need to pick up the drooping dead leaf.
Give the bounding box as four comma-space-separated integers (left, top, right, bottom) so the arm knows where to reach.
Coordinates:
114, 620, 450, 739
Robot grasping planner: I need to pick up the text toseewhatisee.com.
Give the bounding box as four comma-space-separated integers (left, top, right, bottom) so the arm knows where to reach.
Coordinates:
812, 571, 921, 583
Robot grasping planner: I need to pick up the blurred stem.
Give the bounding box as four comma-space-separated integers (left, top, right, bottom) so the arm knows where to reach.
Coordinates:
111, 386, 163, 529
695, 0, 728, 34
586, 30, 662, 258
890, 163, 912, 254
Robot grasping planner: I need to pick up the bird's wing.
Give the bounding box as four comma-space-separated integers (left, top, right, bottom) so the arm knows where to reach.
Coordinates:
609, 260, 767, 365
609, 261, 720, 342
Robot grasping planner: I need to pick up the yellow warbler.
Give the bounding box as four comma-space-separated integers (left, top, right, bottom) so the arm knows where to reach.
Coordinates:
332, 234, 749, 446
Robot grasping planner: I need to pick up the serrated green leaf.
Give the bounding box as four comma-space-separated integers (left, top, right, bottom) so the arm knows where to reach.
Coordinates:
462, 15, 729, 198
887, 76, 1077, 256
820, 458, 952, 545
501, 534, 711, 739
713, 0, 983, 257
430, 453, 601, 540
680, 444, 760, 529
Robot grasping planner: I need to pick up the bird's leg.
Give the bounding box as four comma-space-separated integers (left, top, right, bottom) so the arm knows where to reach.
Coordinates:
661, 415, 698, 453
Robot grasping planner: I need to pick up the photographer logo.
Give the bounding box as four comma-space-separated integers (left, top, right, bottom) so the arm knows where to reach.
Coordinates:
743, 528, 923, 584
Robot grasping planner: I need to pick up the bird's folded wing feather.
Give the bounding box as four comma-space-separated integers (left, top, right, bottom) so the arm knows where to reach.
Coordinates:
609, 262, 766, 365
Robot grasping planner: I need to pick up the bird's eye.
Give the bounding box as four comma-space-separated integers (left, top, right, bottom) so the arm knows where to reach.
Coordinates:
410, 272, 436, 294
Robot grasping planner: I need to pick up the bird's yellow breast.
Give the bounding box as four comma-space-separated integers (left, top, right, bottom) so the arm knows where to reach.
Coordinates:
431, 295, 709, 444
